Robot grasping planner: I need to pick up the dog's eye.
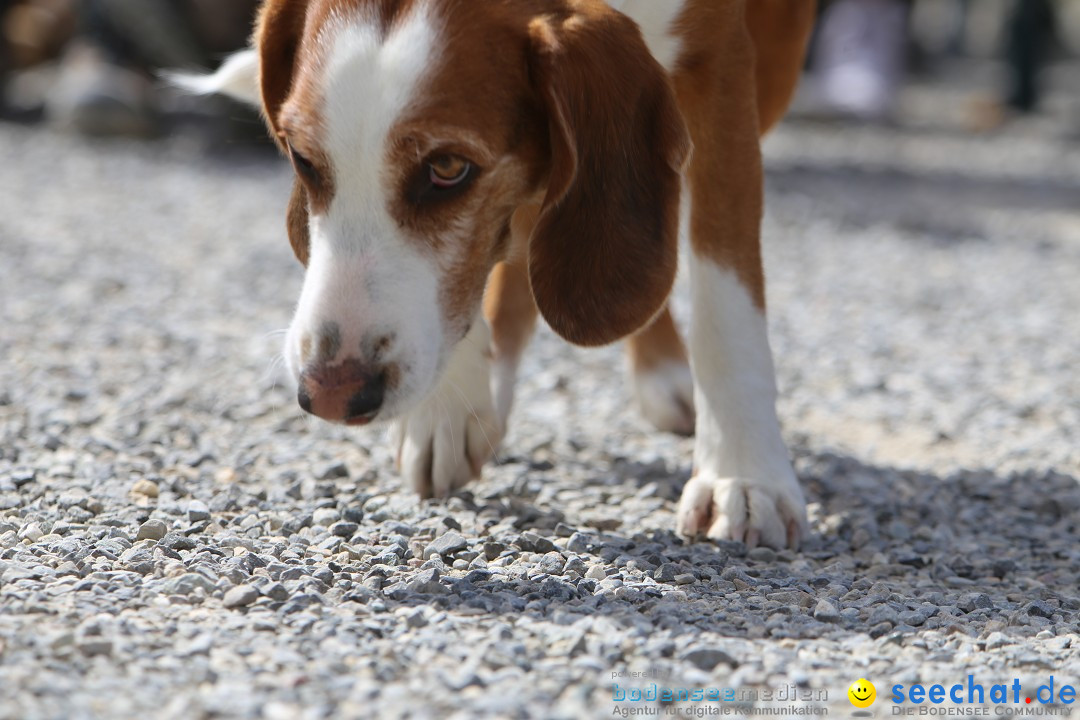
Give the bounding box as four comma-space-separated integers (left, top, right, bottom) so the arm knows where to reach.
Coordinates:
428, 155, 471, 188
406, 153, 477, 206
289, 146, 319, 183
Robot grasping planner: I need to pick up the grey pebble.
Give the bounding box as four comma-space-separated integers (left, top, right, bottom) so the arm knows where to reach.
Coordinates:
406, 568, 446, 595
518, 532, 557, 554
585, 565, 607, 581
563, 557, 587, 578
165, 573, 217, 596
119, 547, 155, 575
317, 461, 350, 480
424, 531, 468, 560
747, 547, 777, 563
76, 638, 113, 658
537, 552, 565, 575
312, 508, 341, 527
222, 584, 259, 608
160, 532, 198, 552
135, 519, 167, 541
263, 582, 290, 602
403, 607, 428, 629
187, 500, 211, 523
330, 521, 359, 538
680, 648, 738, 671
11, 469, 36, 487
814, 599, 842, 623
566, 533, 591, 554
483, 542, 506, 561
1026, 601, 1055, 619
867, 605, 898, 626
958, 593, 993, 612
653, 563, 679, 583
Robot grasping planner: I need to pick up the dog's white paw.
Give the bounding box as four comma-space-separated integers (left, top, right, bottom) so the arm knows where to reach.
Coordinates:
632, 361, 696, 436
676, 472, 807, 550
393, 322, 502, 499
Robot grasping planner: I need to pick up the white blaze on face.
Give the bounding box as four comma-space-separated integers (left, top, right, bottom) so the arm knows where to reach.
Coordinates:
285, 3, 449, 417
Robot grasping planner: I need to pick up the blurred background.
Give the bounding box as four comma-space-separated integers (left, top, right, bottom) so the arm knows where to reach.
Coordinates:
0, 0, 261, 139
2, 0, 1079, 138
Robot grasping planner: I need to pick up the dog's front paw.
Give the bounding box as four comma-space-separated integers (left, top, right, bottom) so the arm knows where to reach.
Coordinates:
393, 323, 502, 499
676, 472, 807, 550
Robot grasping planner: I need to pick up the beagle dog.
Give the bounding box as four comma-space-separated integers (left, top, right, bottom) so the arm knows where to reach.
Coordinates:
183, 0, 817, 549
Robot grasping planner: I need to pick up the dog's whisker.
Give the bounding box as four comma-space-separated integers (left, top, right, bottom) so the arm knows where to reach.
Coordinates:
263, 328, 290, 341
262, 353, 286, 385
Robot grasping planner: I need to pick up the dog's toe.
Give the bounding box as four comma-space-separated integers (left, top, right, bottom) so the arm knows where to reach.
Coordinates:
394, 389, 501, 500
677, 473, 807, 550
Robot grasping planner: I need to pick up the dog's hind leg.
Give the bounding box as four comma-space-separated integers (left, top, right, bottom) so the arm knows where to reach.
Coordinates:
626, 306, 695, 436
484, 204, 541, 432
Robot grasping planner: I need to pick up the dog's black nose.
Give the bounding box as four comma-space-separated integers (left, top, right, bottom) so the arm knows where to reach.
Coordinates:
345, 372, 385, 421
297, 385, 313, 413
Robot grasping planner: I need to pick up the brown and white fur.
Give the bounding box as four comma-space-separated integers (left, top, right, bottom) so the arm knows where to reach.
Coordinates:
180, 0, 817, 549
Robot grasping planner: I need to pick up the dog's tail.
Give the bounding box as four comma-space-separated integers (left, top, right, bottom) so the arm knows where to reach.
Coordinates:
161, 49, 260, 107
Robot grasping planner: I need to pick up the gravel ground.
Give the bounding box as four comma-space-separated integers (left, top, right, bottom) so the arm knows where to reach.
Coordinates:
1, 69, 1079, 719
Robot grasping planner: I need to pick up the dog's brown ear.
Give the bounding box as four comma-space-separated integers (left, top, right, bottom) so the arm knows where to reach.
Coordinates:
255, 0, 307, 141
256, 0, 310, 265
526, 4, 690, 347
287, 179, 310, 266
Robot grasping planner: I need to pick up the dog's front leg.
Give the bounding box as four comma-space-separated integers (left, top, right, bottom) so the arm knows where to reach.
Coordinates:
670, 15, 807, 549
676, 259, 807, 549
393, 317, 502, 499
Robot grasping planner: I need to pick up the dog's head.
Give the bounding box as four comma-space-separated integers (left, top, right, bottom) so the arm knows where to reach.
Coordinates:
249, 0, 689, 424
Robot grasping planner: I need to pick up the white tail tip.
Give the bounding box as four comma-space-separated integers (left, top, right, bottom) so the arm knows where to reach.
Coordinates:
162, 49, 260, 107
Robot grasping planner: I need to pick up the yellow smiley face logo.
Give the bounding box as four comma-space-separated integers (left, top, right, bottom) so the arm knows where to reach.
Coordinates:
848, 679, 876, 708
